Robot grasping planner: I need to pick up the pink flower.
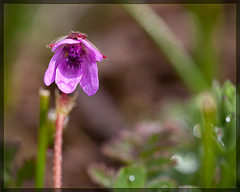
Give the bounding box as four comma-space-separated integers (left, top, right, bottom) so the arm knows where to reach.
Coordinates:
44, 31, 107, 96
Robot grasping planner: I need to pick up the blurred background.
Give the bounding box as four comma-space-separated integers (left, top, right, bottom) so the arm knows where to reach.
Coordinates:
3, 4, 236, 188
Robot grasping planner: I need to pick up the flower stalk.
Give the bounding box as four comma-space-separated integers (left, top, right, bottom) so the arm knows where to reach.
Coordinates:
44, 32, 104, 188
53, 91, 77, 188
54, 112, 65, 188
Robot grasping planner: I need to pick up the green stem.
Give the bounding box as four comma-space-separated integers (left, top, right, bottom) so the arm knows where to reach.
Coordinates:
122, 4, 210, 93
35, 88, 50, 188
238, 85, 240, 188
201, 93, 216, 187
187, 4, 222, 82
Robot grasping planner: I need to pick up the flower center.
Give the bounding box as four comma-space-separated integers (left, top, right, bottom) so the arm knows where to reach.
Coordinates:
66, 45, 83, 70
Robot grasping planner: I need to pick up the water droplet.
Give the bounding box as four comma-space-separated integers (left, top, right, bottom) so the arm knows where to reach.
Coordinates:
48, 109, 56, 121
193, 124, 201, 138
129, 175, 135, 182
170, 154, 181, 165
171, 153, 198, 174
226, 116, 231, 123
215, 127, 224, 146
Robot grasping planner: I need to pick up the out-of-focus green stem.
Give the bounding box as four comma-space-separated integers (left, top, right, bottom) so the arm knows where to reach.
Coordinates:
237, 85, 240, 188
219, 145, 236, 187
186, 4, 222, 82
35, 88, 50, 188
201, 93, 216, 187
122, 4, 210, 93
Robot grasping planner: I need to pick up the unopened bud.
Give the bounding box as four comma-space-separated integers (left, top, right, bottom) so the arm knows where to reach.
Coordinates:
202, 93, 216, 119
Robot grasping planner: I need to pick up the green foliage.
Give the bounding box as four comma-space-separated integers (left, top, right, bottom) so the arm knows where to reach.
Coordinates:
211, 81, 236, 187
16, 159, 35, 187
122, 4, 210, 93
4, 144, 36, 188
146, 176, 176, 188
237, 84, 240, 187
167, 80, 236, 187
181, 80, 236, 187
88, 121, 180, 187
4, 144, 18, 187
87, 163, 116, 187
186, 4, 222, 82
4, 89, 53, 188
114, 166, 146, 188
87, 80, 236, 188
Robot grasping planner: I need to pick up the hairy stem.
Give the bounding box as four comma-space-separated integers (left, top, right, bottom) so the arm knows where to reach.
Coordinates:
54, 113, 65, 188
53, 91, 76, 188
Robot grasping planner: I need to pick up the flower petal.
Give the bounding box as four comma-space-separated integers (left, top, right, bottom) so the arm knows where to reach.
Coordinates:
80, 39, 103, 62
52, 38, 80, 52
44, 48, 65, 86
48, 35, 68, 48
55, 60, 82, 94
80, 53, 99, 96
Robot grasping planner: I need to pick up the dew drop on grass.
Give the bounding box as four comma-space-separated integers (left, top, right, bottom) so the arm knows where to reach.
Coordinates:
129, 175, 135, 182
225, 116, 231, 123
193, 124, 201, 138
171, 153, 198, 174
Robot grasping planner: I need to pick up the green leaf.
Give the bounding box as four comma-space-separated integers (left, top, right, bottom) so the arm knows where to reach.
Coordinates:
222, 80, 235, 104
16, 158, 35, 187
87, 162, 116, 187
186, 5, 222, 82
4, 144, 18, 170
113, 166, 146, 188
212, 80, 222, 104
102, 139, 135, 163
4, 143, 19, 187
146, 176, 177, 188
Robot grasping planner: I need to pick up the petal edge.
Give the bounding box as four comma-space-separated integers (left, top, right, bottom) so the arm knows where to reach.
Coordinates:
80, 54, 99, 96
81, 39, 103, 62
44, 48, 65, 86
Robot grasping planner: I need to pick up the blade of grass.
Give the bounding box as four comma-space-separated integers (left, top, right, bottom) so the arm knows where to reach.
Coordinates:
186, 4, 222, 82
122, 4, 209, 93
237, 84, 240, 188
35, 88, 50, 188
201, 93, 217, 187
